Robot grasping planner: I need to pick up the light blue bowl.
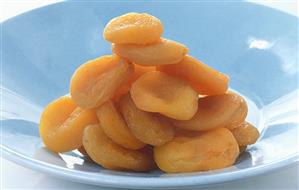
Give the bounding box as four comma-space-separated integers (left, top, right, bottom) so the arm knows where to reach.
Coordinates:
1, 1, 298, 189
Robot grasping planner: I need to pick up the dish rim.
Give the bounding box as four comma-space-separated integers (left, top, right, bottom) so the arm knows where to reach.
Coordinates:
2, 145, 298, 189
1, 1, 298, 189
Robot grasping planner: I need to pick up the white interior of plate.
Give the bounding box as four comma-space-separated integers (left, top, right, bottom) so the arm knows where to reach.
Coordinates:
1, 1, 298, 189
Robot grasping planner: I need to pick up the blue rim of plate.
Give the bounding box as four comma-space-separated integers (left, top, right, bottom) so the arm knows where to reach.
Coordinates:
2, 144, 299, 188
1, 1, 299, 189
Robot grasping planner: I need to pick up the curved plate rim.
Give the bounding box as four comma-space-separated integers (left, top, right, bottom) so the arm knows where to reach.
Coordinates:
2, 1, 299, 189
1, 1, 298, 25
2, 145, 299, 189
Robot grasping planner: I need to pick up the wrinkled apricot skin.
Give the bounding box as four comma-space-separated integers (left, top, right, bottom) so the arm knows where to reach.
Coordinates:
39, 96, 98, 153
157, 55, 229, 95
173, 127, 202, 137
83, 124, 156, 171
70, 55, 133, 109
231, 122, 260, 146
119, 94, 174, 146
113, 64, 156, 102
171, 92, 248, 131
130, 71, 198, 120
103, 13, 163, 44
154, 128, 239, 173
112, 38, 188, 66
97, 101, 145, 150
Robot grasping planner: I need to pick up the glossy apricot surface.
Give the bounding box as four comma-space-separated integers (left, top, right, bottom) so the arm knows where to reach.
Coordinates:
154, 128, 239, 173
70, 55, 133, 108
97, 101, 145, 150
83, 124, 156, 171
231, 122, 260, 146
40, 96, 98, 152
112, 39, 188, 66
171, 92, 248, 131
119, 94, 174, 146
113, 64, 155, 102
130, 71, 198, 120
103, 12, 163, 44
157, 55, 229, 95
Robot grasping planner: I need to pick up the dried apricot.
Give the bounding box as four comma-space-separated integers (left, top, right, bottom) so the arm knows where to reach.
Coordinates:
130, 71, 198, 120
39, 96, 98, 153
112, 38, 188, 66
113, 64, 155, 102
97, 101, 145, 150
119, 94, 174, 146
171, 92, 248, 131
157, 55, 229, 95
83, 124, 156, 171
154, 128, 239, 173
231, 122, 260, 146
103, 13, 163, 44
70, 55, 133, 108
173, 127, 202, 137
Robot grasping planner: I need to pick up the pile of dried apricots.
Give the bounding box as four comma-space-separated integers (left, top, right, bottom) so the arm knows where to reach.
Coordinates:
39, 13, 260, 173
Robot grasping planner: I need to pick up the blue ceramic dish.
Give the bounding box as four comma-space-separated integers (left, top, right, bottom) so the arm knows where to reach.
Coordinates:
1, 1, 298, 189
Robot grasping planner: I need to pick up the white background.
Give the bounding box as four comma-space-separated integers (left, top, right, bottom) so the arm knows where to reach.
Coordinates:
1, 1, 298, 189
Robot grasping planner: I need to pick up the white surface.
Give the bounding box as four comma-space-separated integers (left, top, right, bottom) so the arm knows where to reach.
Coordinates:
0, 0, 62, 22
1, 1, 298, 190
249, 0, 298, 16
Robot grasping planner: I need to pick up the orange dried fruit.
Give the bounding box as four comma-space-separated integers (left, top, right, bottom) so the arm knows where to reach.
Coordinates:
112, 38, 188, 66
154, 128, 239, 173
39, 96, 98, 153
157, 55, 229, 95
113, 64, 155, 102
70, 55, 133, 108
103, 12, 163, 44
130, 71, 198, 120
97, 101, 145, 150
171, 92, 248, 131
119, 94, 174, 146
83, 124, 156, 171
231, 122, 260, 146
